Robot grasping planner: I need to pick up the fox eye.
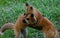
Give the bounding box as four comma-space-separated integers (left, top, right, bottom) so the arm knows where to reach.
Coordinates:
31, 14, 34, 17
26, 18, 29, 20
23, 19, 26, 23
24, 13, 28, 16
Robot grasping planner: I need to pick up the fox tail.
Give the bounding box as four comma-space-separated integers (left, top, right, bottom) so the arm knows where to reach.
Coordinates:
0, 23, 14, 35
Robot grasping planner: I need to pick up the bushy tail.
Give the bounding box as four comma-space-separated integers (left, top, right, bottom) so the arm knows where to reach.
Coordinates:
0, 23, 14, 35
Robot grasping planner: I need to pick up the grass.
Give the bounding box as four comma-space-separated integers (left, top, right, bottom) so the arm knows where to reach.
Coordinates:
0, 0, 60, 38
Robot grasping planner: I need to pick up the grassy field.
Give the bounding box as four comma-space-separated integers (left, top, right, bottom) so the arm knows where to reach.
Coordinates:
0, 0, 60, 38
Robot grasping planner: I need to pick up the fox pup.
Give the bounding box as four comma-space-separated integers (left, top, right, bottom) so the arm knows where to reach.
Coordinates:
0, 22, 28, 38
0, 3, 37, 38
24, 3, 59, 38
13, 3, 37, 38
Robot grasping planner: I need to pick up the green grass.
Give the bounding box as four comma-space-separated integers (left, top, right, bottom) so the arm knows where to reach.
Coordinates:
0, 0, 60, 38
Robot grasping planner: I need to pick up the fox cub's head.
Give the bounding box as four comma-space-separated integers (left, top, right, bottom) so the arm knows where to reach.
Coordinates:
23, 3, 37, 24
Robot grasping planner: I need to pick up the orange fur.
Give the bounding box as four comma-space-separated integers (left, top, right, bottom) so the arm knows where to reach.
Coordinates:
0, 3, 59, 38
25, 3, 59, 38
13, 14, 28, 38
0, 14, 28, 38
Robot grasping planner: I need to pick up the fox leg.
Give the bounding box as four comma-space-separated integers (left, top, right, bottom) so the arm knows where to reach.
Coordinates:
44, 30, 59, 38
21, 28, 28, 38
14, 28, 20, 38
14, 28, 28, 38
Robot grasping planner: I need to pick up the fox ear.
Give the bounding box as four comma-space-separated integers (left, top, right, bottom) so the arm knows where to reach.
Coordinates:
24, 13, 26, 15
25, 3, 29, 6
30, 6, 33, 10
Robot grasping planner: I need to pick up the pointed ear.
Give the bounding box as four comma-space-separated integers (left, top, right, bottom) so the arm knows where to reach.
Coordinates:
24, 13, 26, 15
30, 6, 33, 10
25, 3, 29, 6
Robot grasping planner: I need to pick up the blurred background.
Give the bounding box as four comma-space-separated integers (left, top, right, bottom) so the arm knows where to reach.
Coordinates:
0, 0, 60, 38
